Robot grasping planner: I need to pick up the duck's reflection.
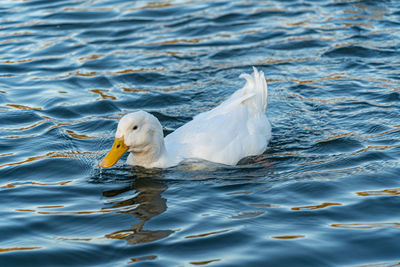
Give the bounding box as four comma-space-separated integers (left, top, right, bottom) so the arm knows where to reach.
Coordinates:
102, 168, 173, 245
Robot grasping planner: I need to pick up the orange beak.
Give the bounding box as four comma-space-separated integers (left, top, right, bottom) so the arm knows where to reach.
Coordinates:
99, 137, 129, 168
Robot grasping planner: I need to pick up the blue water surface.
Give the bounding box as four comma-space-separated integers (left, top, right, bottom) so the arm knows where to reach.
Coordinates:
1, 0, 400, 266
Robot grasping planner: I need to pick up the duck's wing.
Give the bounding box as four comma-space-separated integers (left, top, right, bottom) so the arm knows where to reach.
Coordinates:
165, 67, 271, 165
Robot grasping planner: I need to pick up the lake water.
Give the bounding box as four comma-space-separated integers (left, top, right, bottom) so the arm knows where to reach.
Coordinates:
1, 0, 400, 266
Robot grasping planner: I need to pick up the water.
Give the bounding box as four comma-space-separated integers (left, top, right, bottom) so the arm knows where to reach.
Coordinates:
1, 0, 400, 266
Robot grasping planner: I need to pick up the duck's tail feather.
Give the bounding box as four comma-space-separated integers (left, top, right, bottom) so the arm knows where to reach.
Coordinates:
239, 67, 268, 112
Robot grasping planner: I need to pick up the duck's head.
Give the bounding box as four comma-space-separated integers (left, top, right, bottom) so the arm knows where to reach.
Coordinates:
99, 111, 164, 168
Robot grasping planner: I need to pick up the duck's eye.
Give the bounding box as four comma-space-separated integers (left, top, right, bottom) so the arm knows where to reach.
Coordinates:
133, 125, 138, 130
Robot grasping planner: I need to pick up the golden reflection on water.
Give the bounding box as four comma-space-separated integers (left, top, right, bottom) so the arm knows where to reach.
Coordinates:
0, 152, 14, 157
78, 54, 102, 63
1, 180, 71, 190
75, 70, 97, 77
0, 151, 98, 168
0, 247, 41, 253
37, 205, 64, 209
64, 129, 96, 140
4, 119, 51, 132
90, 89, 116, 100
185, 229, 231, 239
330, 222, 400, 229
137, 1, 173, 10
122, 85, 191, 93
3, 133, 39, 139
6, 104, 42, 110
315, 132, 354, 143
350, 144, 400, 157
1, 114, 102, 138
15, 209, 36, 213
366, 125, 400, 139
257, 56, 317, 67
2, 119, 98, 139
289, 73, 400, 89
271, 235, 305, 240
112, 67, 167, 75
128, 255, 158, 264
292, 202, 342, 211
147, 38, 201, 46
190, 259, 221, 265
122, 87, 150, 93
27, 65, 171, 81
357, 188, 400, 197
1, 57, 35, 64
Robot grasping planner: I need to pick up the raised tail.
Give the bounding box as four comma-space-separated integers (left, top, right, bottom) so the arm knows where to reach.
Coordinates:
239, 67, 268, 112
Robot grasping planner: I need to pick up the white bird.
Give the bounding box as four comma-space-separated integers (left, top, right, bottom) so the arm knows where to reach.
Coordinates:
99, 67, 271, 169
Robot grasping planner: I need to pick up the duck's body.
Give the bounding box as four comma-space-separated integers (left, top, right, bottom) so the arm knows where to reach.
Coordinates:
99, 67, 271, 169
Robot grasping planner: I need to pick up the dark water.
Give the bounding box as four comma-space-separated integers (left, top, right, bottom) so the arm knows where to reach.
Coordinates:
1, 0, 400, 266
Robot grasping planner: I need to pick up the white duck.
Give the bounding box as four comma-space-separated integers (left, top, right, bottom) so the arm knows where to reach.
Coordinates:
99, 67, 271, 169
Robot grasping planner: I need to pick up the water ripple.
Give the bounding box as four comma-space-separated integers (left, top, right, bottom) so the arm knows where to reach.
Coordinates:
1, 0, 400, 266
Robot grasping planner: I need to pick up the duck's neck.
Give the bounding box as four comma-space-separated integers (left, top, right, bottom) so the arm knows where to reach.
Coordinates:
127, 138, 169, 168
